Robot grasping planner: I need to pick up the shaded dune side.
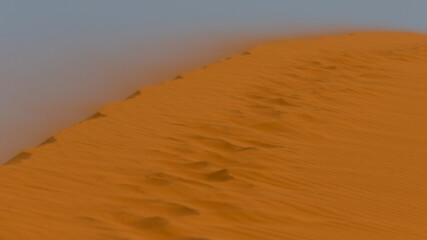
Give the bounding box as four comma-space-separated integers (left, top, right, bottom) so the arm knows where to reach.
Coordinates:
1, 32, 427, 240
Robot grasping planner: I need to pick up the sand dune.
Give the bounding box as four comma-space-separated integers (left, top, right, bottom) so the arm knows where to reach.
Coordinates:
1, 32, 427, 239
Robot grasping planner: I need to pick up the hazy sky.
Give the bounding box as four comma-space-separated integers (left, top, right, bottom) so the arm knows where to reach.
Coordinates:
1, 0, 426, 163
1, 1, 426, 54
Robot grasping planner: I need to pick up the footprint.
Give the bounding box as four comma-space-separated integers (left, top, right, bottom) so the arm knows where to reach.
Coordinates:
114, 212, 169, 231
268, 98, 296, 107
189, 135, 242, 152
145, 172, 176, 186
5, 152, 32, 165
125, 90, 141, 100
206, 169, 234, 182
164, 203, 200, 216
173, 75, 184, 80
132, 216, 169, 230
86, 112, 107, 121
38, 136, 57, 147
186, 161, 209, 169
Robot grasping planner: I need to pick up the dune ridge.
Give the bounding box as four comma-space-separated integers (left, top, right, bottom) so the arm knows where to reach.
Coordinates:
1, 32, 427, 239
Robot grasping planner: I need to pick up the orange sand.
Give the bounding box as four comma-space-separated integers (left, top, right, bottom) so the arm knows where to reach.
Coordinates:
1, 32, 427, 240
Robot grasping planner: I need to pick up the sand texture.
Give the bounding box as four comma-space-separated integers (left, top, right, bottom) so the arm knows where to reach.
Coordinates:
1, 32, 427, 240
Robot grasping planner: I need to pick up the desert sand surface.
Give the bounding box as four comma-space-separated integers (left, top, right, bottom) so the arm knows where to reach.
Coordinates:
1, 32, 427, 240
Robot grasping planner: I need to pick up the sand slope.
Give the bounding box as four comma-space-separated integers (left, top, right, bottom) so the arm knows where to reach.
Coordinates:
1, 32, 427, 240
